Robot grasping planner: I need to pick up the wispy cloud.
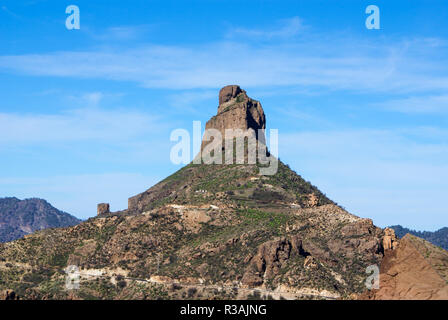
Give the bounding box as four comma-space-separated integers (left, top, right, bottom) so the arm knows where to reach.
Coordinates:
1, 5, 21, 20
277, 107, 335, 128
280, 128, 448, 163
0, 34, 447, 93
88, 25, 153, 41
168, 90, 216, 114
0, 107, 162, 145
227, 16, 304, 39
76, 92, 104, 107
375, 94, 448, 114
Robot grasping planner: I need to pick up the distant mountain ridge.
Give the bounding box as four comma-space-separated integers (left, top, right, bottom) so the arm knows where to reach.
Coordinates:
0, 197, 81, 242
389, 225, 448, 250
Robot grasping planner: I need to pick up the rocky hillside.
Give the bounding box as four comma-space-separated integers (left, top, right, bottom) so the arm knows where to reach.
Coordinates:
0, 86, 445, 300
0, 197, 81, 242
390, 225, 448, 251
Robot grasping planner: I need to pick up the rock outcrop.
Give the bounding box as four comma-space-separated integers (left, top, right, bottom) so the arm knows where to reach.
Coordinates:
360, 234, 448, 300
97, 203, 110, 216
242, 236, 306, 287
382, 227, 398, 251
218, 85, 242, 105
203, 85, 266, 147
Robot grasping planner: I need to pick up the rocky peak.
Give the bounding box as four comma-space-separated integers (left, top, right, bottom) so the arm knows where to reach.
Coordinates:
219, 85, 243, 105
204, 85, 266, 147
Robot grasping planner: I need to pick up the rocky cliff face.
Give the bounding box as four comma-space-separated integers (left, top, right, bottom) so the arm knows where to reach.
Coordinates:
359, 234, 448, 300
0, 197, 81, 242
216, 85, 265, 132
204, 85, 266, 145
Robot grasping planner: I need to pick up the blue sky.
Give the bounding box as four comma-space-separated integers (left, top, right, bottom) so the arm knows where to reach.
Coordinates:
0, 0, 447, 230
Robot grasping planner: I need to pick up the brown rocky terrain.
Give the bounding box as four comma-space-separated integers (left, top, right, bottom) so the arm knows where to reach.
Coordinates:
0, 85, 446, 300
360, 233, 448, 300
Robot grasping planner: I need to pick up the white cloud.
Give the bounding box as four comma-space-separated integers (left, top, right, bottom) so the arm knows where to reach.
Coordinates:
0, 107, 162, 145
1, 5, 21, 20
167, 90, 216, 114
227, 16, 304, 39
376, 94, 448, 114
82, 92, 103, 107
280, 128, 448, 162
88, 25, 153, 41
0, 35, 447, 93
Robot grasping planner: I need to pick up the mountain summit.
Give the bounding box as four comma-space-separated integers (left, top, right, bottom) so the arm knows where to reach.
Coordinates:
207, 85, 266, 136
128, 86, 330, 213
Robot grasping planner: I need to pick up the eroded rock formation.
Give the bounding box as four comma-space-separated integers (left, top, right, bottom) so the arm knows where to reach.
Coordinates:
97, 203, 110, 216
242, 236, 306, 287
360, 234, 448, 300
382, 227, 399, 251
203, 85, 266, 148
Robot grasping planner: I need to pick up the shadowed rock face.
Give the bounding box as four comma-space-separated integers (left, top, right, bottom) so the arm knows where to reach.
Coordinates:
241, 235, 309, 287
0, 289, 18, 300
